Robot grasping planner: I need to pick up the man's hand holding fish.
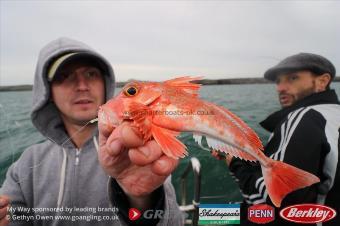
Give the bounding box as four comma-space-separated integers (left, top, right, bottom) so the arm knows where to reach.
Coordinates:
98, 121, 178, 211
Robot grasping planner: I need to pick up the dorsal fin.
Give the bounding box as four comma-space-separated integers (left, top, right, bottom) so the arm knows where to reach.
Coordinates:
164, 76, 203, 96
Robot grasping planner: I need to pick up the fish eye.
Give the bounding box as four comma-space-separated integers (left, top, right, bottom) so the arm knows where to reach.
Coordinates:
124, 86, 138, 97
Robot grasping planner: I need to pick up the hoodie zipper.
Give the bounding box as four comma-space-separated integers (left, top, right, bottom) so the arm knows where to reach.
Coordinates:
75, 148, 81, 165
72, 148, 81, 207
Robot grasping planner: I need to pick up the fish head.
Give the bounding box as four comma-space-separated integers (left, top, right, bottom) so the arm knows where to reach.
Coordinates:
98, 76, 202, 131
98, 80, 162, 128
98, 76, 204, 159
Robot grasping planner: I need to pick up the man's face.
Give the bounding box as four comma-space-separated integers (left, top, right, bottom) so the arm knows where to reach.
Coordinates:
51, 61, 105, 126
275, 70, 318, 108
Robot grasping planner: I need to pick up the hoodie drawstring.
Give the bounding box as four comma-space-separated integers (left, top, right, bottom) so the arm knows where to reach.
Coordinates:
57, 137, 99, 207
57, 148, 67, 208
93, 136, 99, 152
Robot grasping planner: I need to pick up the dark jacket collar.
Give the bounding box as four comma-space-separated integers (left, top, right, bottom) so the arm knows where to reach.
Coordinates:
260, 89, 339, 132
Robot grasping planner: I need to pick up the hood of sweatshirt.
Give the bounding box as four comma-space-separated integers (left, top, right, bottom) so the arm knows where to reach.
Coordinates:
31, 37, 115, 146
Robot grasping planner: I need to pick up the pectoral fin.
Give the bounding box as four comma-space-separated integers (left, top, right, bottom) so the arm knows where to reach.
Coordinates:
152, 125, 187, 159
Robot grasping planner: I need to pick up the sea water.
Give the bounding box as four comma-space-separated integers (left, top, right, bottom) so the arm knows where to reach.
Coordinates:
1, 83, 339, 204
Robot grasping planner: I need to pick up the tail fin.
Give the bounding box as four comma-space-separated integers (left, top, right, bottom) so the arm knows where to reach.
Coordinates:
261, 159, 320, 207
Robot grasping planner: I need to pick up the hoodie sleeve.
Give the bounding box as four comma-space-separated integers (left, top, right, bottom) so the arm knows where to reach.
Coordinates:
108, 176, 184, 226
0, 156, 34, 226
229, 109, 325, 206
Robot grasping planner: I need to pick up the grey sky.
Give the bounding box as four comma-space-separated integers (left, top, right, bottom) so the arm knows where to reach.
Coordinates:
1, 0, 339, 85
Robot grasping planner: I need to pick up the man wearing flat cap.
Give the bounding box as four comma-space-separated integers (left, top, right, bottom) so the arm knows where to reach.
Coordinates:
227, 53, 340, 225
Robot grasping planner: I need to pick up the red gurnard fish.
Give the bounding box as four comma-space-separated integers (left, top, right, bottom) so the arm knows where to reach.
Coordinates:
98, 76, 320, 207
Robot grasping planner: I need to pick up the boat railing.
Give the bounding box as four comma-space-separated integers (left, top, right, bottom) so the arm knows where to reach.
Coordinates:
178, 157, 201, 226
178, 157, 234, 225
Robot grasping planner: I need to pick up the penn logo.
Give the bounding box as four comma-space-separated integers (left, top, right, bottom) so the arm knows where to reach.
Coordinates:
248, 204, 275, 224
280, 204, 336, 224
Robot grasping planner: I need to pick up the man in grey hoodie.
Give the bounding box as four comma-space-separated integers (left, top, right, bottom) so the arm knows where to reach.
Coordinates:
0, 37, 183, 226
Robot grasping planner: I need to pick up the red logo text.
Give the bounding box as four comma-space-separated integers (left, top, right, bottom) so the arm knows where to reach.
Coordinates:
280, 204, 336, 223
248, 204, 275, 224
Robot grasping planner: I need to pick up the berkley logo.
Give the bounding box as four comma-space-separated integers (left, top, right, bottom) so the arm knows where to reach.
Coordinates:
248, 204, 275, 224
280, 204, 336, 223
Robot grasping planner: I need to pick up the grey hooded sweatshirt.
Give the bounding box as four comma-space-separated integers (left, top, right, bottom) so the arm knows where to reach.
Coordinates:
0, 37, 183, 226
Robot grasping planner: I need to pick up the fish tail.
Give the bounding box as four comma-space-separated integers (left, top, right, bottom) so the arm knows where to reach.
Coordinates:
261, 159, 320, 207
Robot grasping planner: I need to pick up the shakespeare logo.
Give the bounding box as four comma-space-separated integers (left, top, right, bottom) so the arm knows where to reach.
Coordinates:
198, 204, 240, 225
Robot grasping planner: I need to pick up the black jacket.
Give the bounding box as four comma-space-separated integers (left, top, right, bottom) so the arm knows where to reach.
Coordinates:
229, 90, 340, 225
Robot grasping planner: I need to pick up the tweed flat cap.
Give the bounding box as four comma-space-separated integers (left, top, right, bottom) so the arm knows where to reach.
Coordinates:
264, 53, 336, 81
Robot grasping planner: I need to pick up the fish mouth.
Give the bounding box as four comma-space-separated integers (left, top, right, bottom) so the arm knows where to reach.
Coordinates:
98, 106, 120, 127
